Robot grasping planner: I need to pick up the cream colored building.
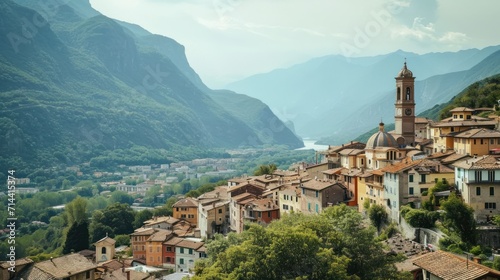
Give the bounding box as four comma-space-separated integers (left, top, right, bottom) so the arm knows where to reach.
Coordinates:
453, 128, 500, 156
453, 155, 500, 222
95, 236, 116, 263
430, 107, 496, 153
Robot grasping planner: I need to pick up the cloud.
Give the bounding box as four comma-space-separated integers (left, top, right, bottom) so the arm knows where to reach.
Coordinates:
392, 17, 467, 45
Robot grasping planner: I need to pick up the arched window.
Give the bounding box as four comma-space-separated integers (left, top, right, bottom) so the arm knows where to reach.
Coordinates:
397, 87, 401, 100
406, 87, 411, 100
101, 247, 107, 254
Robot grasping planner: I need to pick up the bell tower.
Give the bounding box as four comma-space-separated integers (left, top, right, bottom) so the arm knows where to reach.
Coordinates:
394, 61, 415, 146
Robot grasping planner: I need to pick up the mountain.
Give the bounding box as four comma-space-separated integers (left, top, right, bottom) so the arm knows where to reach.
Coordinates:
226, 47, 500, 142
419, 73, 500, 120
0, 0, 302, 174
318, 49, 500, 144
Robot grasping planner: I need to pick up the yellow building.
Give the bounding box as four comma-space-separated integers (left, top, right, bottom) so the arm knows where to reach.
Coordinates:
453, 128, 500, 156
173, 197, 199, 226
94, 236, 116, 263
430, 107, 496, 153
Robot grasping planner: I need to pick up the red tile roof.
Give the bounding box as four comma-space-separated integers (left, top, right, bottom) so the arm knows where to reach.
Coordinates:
412, 250, 500, 280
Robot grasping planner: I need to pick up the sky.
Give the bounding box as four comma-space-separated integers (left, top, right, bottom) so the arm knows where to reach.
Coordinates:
89, 0, 500, 88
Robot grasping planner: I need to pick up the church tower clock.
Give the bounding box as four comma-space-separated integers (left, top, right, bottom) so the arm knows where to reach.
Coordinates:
394, 61, 415, 146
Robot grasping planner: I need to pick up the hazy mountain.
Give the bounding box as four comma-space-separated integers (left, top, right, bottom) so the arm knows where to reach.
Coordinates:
316, 49, 500, 144
0, 0, 302, 173
226, 47, 500, 142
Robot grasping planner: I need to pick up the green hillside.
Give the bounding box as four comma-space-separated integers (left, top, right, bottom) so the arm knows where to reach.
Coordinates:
420, 73, 500, 120
0, 0, 302, 177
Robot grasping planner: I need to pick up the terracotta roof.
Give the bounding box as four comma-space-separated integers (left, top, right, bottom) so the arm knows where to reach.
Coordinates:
227, 181, 265, 193
454, 128, 500, 139
163, 236, 184, 246
176, 239, 204, 250
453, 155, 500, 170
33, 253, 97, 278
339, 148, 365, 156
415, 117, 432, 124
95, 236, 116, 246
0, 258, 33, 268
381, 160, 421, 174
449, 107, 475, 112
173, 197, 198, 208
441, 153, 471, 165
147, 229, 173, 242
370, 169, 384, 176
322, 167, 345, 175
99, 259, 129, 271
197, 185, 229, 200
301, 179, 337, 191
431, 116, 496, 128
412, 250, 500, 280
197, 245, 207, 253
427, 151, 456, 159
231, 192, 256, 201
130, 227, 156, 236
143, 216, 179, 226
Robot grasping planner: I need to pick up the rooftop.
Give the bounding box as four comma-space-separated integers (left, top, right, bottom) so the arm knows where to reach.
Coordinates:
412, 250, 500, 280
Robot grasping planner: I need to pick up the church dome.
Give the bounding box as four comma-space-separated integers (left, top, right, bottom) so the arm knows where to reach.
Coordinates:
396, 62, 413, 78
366, 122, 398, 149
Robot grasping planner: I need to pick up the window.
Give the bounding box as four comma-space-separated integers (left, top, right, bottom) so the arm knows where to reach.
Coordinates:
460, 114, 463, 119
453, 114, 457, 119
302, 188, 305, 194
258, 212, 262, 218
283, 204, 288, 210
315, 191, 319, 198
167, 246, 172, 252
308, 203, 311, 211
420, 174, 426, 183
420, 188, 428, 194
491, 139, 495, 145
86, 271, 91, 279
166, 257, 171, 263
485, 203, 497, 209
180, 248, 184, 254
490, 187, 495, 196
409, 187, 414, 195
268, 211, 271, 218
476, 187, 481, 196
180, 258, 184, 265
315, 204, 319, 213
409, 174, 414, 183
489, 171, 495, 182
101, 247, 106, 254
189, 249, 193, 254
181, 214, 186, 218
475, 171, 483, 182
218, 208, 222, 214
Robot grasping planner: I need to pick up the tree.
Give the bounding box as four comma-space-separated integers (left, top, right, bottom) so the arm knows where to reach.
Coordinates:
63, 220, 89, 254
193, 205, 408, 280
110, 191, 134, 205
368, 204, 388, 232
64, 196, 88, 225
440, 193, 477, 246
133, 209, 153, 228
253, 164, 277, 176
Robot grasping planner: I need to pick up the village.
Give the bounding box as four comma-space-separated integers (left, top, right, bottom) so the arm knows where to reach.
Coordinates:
3, 63, 500, 279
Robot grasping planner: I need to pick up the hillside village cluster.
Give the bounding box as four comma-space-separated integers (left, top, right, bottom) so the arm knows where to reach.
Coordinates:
4, 63, 500, 279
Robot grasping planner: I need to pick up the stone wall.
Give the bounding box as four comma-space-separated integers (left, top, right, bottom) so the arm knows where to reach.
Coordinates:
477, 225, 500, 249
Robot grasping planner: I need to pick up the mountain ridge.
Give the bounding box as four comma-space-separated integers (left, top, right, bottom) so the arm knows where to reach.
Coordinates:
0, 0, 303, 175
